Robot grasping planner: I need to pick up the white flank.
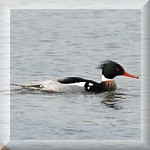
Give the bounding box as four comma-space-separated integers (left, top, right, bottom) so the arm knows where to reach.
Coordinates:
15, 80, 86, 93
41, 81, 85, 93
68, 82, 86, 87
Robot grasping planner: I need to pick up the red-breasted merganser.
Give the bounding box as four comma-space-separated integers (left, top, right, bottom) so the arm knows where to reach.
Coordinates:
14, 60, 139, 93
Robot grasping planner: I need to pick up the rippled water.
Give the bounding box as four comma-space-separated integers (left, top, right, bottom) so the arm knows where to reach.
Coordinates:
10, 10, 141, 140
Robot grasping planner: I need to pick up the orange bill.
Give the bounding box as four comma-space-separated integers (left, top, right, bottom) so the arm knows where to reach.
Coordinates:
123, 72, 139, 79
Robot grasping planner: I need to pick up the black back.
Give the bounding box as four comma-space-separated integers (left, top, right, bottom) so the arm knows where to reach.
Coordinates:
57, 77, 116, 93
57, 77, 88, 84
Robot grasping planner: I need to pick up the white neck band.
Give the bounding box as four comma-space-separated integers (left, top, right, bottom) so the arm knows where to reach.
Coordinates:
102, 75, 114, 81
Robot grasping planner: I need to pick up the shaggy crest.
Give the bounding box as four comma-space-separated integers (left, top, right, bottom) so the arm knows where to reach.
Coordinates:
97, 60, 115, 69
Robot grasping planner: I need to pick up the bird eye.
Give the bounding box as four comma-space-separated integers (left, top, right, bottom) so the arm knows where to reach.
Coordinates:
116, 68, 120, 72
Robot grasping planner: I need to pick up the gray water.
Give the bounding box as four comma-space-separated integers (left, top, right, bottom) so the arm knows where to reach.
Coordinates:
10, 10, 141, 140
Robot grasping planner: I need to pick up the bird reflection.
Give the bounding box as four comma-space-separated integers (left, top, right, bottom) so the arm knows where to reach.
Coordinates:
100, 90, 126, 110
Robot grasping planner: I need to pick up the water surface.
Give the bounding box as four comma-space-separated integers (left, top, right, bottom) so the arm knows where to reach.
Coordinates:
10, 9, 141, 140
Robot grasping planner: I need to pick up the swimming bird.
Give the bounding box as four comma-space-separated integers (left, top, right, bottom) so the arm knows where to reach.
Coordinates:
13, 60, 139, 93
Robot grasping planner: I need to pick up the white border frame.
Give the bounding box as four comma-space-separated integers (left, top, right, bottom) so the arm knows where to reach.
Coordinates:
0, 0, 149, 149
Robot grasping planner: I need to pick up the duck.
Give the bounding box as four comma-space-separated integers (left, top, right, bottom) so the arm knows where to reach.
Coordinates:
13, 60, 139, 93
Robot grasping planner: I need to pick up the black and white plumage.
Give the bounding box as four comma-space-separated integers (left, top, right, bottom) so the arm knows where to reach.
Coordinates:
13, 60, 139, 93
14, 77, 103, 93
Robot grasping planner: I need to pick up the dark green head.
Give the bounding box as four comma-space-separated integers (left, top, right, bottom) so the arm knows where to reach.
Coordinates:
98, 60, 139, 79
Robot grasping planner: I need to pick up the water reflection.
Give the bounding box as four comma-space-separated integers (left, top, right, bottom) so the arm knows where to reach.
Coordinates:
11, 85, 134, 111
100, 90, 127, 110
